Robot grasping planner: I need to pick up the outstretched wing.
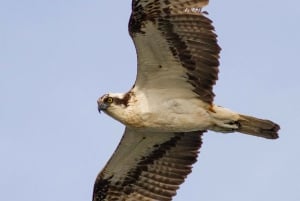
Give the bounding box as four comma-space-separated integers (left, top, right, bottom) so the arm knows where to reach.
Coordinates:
93, 128, 203, 201
130, 0, 220, 103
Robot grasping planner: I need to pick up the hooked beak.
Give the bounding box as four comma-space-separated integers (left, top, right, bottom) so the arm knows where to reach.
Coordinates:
98, 102, 109, 113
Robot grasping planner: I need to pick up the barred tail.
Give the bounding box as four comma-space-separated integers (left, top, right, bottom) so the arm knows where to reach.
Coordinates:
237, 114, 280, 139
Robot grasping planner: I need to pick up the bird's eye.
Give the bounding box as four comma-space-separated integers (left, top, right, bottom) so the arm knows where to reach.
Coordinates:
106, 97, 113, 103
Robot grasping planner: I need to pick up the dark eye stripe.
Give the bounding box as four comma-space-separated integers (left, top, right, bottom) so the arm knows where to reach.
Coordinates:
113, 92, 133, 107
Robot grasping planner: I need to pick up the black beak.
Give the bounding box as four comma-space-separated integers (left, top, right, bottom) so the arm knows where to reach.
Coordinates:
98, 103, 108, 113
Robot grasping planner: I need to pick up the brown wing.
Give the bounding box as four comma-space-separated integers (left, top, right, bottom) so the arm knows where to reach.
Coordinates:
130, 0, 220, 103
93, 128, 203, 201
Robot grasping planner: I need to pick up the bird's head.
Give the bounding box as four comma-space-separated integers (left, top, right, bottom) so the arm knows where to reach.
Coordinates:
97, 92, 132, 117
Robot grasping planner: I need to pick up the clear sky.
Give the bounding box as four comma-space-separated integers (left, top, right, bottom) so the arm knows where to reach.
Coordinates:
1, 0, 299, 201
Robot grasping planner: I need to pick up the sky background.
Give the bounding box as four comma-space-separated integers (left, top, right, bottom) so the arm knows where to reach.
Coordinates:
1, 0, 300, 201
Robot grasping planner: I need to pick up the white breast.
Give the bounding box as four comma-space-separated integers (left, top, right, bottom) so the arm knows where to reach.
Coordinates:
122, 88, 213, 132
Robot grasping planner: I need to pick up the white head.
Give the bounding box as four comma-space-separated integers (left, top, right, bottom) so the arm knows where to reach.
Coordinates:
97, 92, 132, 120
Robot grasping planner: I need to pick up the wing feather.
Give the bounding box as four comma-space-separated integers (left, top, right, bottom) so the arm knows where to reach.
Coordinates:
130, 0, 220, 103
93, 128, 203, 201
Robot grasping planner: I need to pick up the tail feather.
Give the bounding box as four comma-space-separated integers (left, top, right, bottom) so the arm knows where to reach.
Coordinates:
237, 114, 280, 139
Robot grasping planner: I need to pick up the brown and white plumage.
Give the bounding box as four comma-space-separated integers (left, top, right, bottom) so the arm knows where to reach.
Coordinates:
130, 0, 219, 103
93, 129, 203, 201
94, 0, 280, 200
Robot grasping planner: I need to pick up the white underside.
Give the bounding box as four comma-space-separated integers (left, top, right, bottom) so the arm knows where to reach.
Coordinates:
130, 98, 212, 132
107, 89, 240, 133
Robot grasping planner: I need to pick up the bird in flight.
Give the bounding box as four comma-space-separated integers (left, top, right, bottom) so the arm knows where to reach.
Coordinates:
94, 0, 280, 200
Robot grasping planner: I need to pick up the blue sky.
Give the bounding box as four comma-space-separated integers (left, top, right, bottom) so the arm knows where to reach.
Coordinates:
1, 0, 300, 201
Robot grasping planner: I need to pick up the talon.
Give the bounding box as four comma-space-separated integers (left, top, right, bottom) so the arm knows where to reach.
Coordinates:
227, 121, 241, 128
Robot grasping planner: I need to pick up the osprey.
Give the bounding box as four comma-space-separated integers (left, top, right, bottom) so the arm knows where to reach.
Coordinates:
94, 0, 280, 200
